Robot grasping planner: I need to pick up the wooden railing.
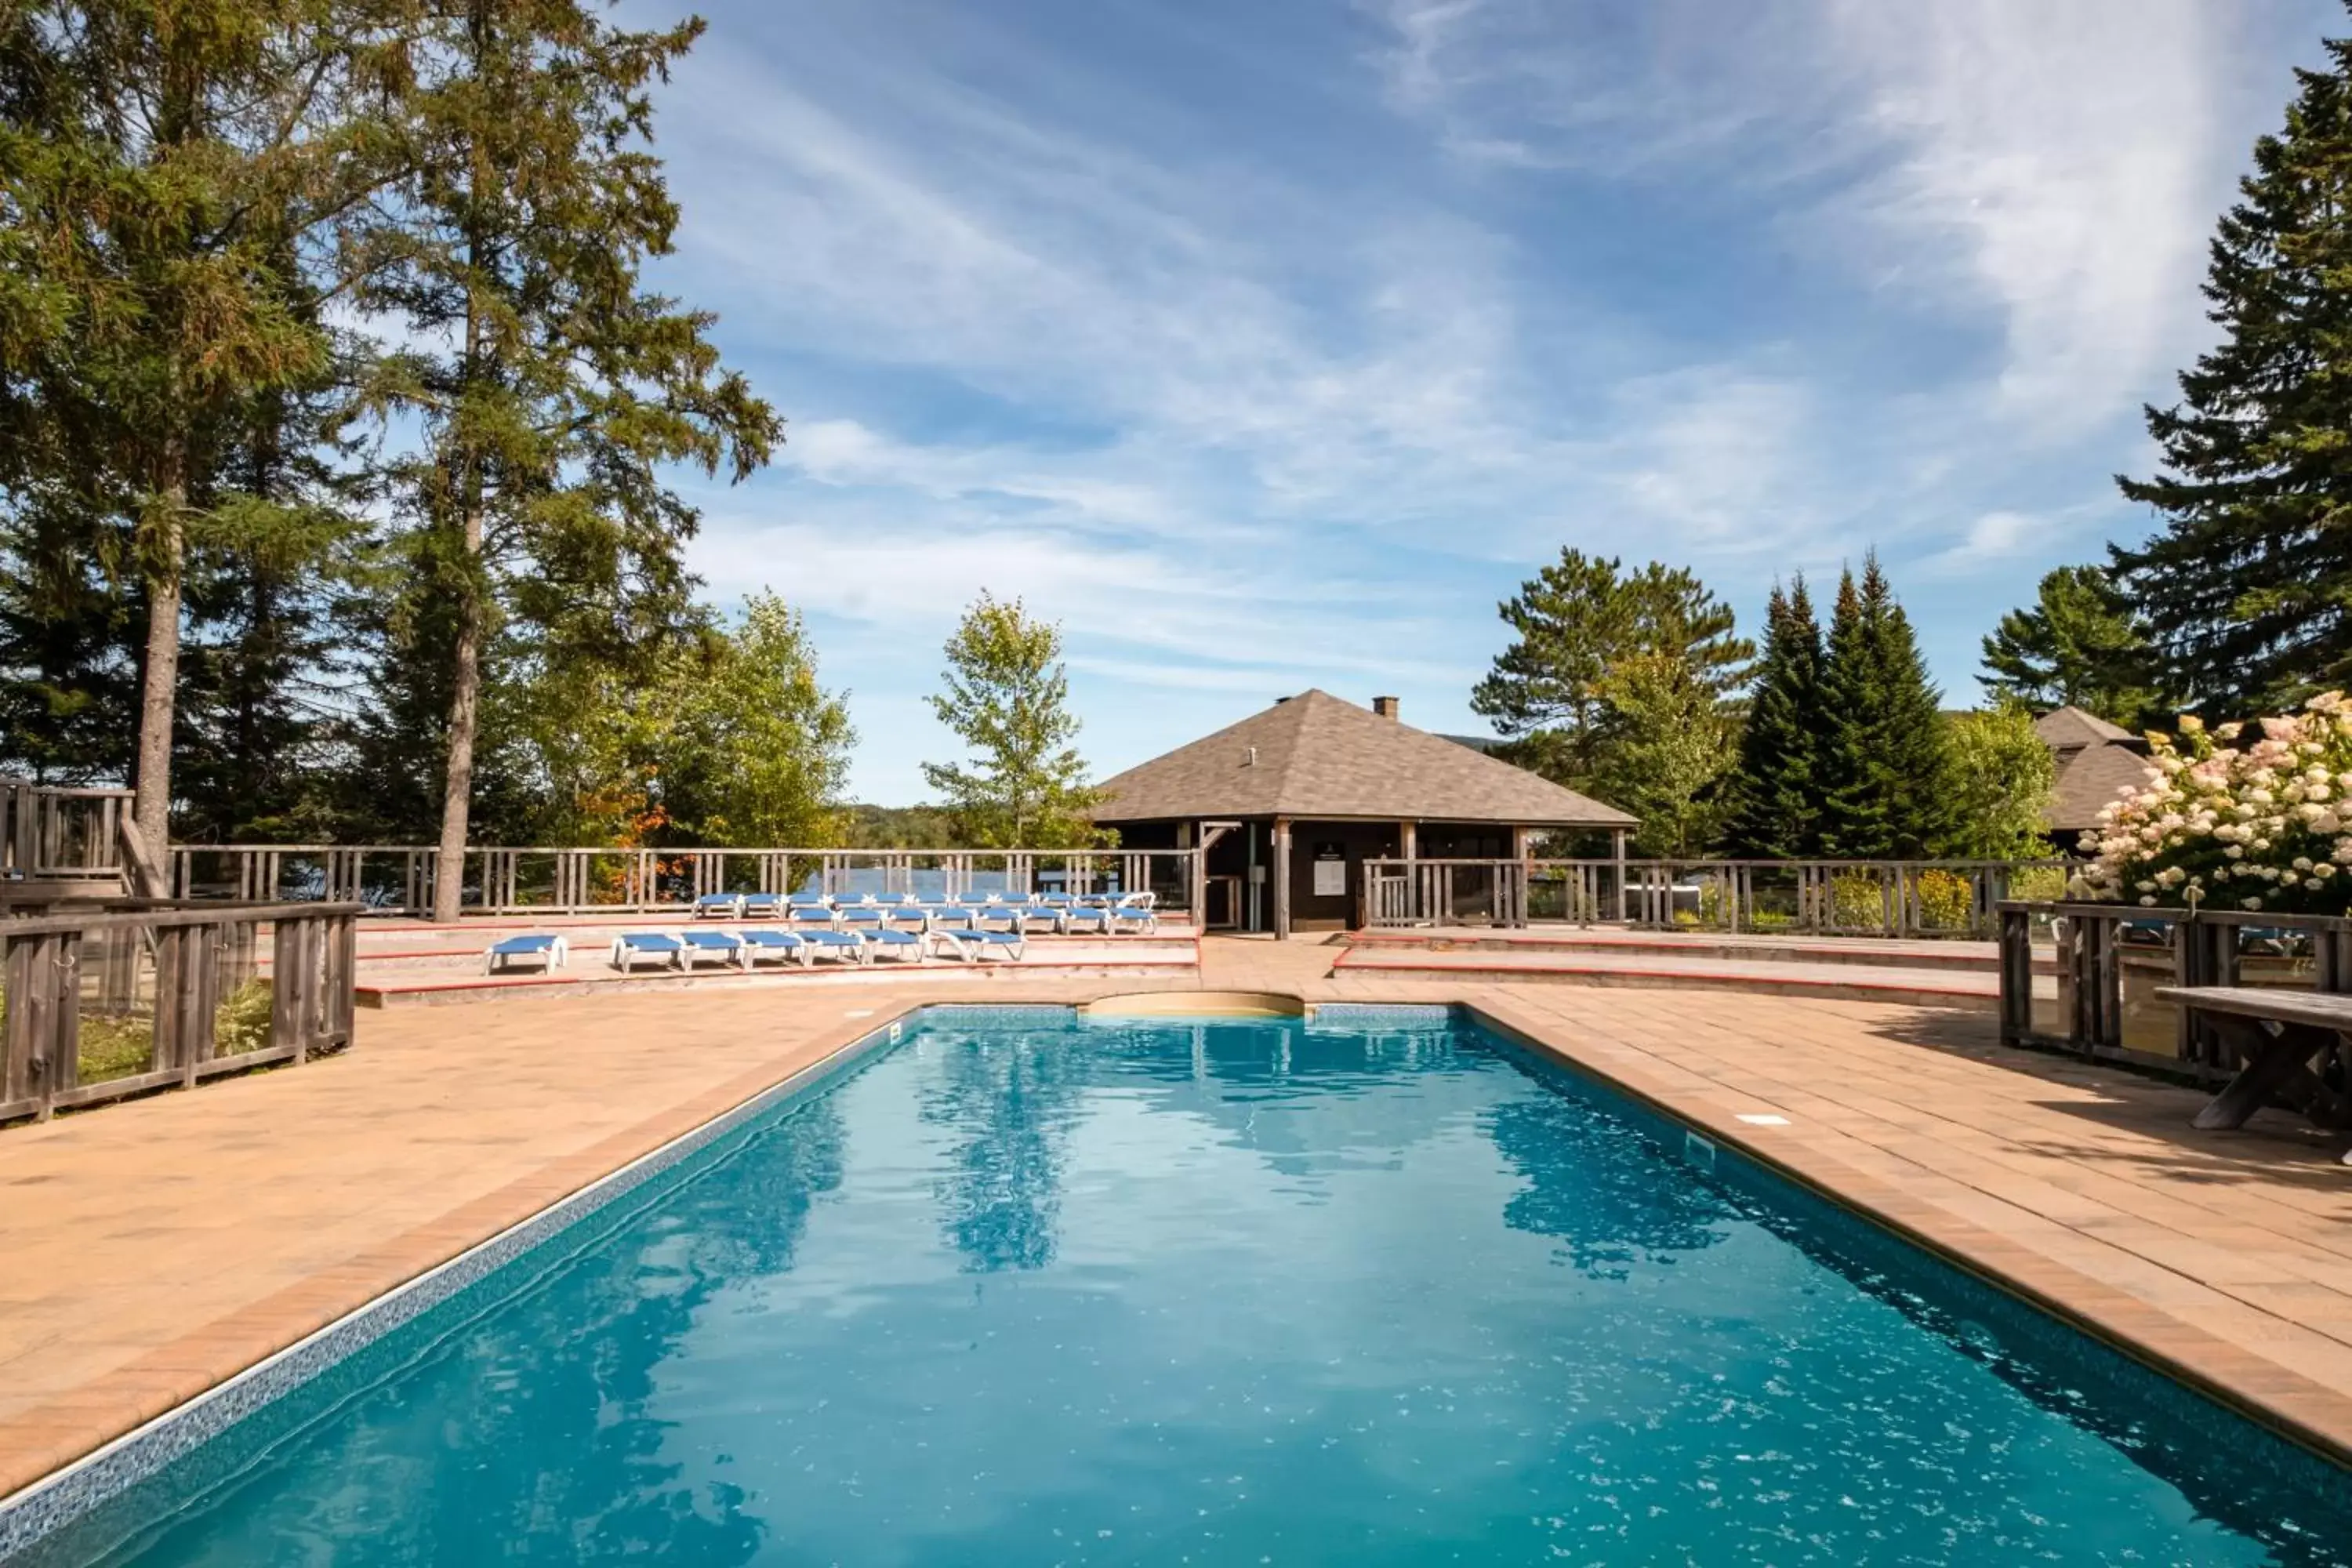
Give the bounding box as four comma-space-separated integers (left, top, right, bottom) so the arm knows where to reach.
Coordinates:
1365, 859, 1527, 927
1364, 857, 2071, 936
1, 780, 132, 889
2, 902, 358, 1126
169, 844, 1204, 920
1997, 901, 2352, 1081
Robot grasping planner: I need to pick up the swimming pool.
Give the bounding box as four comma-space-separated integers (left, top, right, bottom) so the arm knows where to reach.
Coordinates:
17, 1005, 2352, 1565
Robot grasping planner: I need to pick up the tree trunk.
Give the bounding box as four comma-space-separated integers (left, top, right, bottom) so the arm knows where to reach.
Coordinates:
433, 50, 491, 927
431, 520, 484, 923
130, 453, 184, 899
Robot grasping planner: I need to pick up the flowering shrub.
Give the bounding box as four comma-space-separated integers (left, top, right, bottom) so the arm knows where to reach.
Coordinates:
2074, 693, 2352, 914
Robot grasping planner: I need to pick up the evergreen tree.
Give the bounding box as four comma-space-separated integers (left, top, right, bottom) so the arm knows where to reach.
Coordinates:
1980, 564, 2167, 728
1472, 550, 1752, 791
349, 0, 780, 916
0, 0, 396, 878
2113, 25, 2352, 710
1720, 576, 1824, 858
1815, 556, 1955, 858
922, 593, 1101, 849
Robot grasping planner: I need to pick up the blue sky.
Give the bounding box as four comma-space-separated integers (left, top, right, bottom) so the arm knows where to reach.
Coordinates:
634, 0, 2340, 804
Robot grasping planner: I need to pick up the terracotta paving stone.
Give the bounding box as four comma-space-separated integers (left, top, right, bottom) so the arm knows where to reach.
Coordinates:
2, 935, 2350, 1510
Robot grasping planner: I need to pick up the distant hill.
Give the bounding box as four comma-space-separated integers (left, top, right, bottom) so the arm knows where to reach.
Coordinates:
840, 803, 959, 848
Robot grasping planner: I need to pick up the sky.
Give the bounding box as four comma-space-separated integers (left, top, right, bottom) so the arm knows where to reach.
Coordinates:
630, 0, 2343, 804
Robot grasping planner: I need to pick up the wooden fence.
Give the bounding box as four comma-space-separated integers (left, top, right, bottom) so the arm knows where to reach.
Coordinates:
1997, 901, 2352, 1082
168, 844, 1203, 920
2, 781, 132, 891
1364, 857, 2071, 937
2, 902, 358, 1126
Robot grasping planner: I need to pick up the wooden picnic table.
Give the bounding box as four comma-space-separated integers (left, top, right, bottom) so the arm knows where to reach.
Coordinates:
2154, 986, 2352, 1164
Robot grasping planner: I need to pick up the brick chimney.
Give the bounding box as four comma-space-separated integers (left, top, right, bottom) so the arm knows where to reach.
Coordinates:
1372, 695, 1399, 720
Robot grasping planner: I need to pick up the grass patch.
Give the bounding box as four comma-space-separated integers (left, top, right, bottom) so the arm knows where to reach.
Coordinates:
2, 977, 278, 1091
77, 1015, 156, 1083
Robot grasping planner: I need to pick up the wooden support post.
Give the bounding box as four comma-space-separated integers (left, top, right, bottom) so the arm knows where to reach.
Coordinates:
1272, 817, 1292, 940
1610, 828, 1627, 925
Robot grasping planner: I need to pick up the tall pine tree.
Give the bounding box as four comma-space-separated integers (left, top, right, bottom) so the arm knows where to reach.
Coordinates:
2114, 24, 2352, 710
0, 0, 397, 880
1721, 576, 1823, 858
350, 0, 780, 917
1472, 550, 1752, 792
1980, 564, 2168, 728
1815, 556, 1954, 858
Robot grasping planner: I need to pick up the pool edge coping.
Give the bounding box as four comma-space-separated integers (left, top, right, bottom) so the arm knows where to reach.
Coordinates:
1458, 995, 2352, 1475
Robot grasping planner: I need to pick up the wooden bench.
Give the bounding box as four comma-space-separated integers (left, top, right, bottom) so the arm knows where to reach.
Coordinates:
2154, 986, 2352, 1163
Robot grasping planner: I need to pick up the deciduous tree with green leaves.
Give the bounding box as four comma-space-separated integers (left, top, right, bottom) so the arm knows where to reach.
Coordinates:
922, 593, 1102, 849
1588, 652, 1738, 857
517, 591, 851, 848
1980, 564, 2168, 728
1720, 576, 1824, 858
2113, 20, 2352, 712
1938, 705, 2057, 861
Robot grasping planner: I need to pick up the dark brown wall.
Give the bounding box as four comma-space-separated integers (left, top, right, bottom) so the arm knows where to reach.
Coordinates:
1287, 821, 1402, 928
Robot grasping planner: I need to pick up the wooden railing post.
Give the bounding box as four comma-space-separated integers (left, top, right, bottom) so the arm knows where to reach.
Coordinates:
2, 927, 79, 1120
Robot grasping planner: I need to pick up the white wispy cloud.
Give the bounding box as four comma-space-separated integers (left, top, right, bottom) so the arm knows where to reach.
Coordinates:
641, 0, 2325, 794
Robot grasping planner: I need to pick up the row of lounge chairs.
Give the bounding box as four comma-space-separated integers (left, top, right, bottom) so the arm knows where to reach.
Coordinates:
481, 924, 1036, 975
475, 891, 1162, 976
685, 890, 1159, 935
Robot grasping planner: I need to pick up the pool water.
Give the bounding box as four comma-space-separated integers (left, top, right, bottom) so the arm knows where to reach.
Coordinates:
31, 1009, 2352, 1566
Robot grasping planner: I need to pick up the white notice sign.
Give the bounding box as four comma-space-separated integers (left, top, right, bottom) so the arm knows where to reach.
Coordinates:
1312, 858, 1346, 897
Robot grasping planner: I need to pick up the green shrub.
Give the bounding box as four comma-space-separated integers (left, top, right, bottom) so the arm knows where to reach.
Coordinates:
1915, 868, 1975, 930
214, 979, 274, 1054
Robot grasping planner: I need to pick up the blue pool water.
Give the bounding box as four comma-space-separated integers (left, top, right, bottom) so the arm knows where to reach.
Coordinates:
26, 1008, 2352, 1565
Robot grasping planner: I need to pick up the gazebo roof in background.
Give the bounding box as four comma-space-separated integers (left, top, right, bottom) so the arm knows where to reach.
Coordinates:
2034, 705, 2153, 833
1091, 690, 1636, 829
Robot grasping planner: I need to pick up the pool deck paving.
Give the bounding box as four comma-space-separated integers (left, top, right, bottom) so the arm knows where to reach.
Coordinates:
3, 934, 2350, 1509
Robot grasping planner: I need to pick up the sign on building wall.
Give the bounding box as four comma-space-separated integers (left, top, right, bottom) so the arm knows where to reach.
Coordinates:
1312, 844, 1346, 897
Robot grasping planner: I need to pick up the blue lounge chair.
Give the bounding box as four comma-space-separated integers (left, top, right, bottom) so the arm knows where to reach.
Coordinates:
800, 928, 867, 964
974, 903, 1025, 933
1011, 904, 1067, 934
740, 929, 811, 967
691, 892, 743, 920
931, 927, 1025, 963
927, 905, 981, 931
861, 928, 927, 964
788, 904, 840, 931
1112, 893, 1159, 934
837, 905, 887, 931
610, 933, 686, 972
883, 902, 933, 933
786, 892, 833, 911
742, 891, 784, 919
484, 933, 568, 975
1060, 906, 1114, 935
1036, 891, 1075, 909
871, 892, 909, 908
679, 930, 750, 971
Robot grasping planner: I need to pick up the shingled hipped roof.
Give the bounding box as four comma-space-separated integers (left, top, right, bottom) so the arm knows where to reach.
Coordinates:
1091, 689, 1636, 828
2034, 705, 2154, 833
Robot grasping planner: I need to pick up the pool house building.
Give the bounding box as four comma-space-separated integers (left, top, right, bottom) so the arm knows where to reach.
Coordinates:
1091, 690, 1635, 936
